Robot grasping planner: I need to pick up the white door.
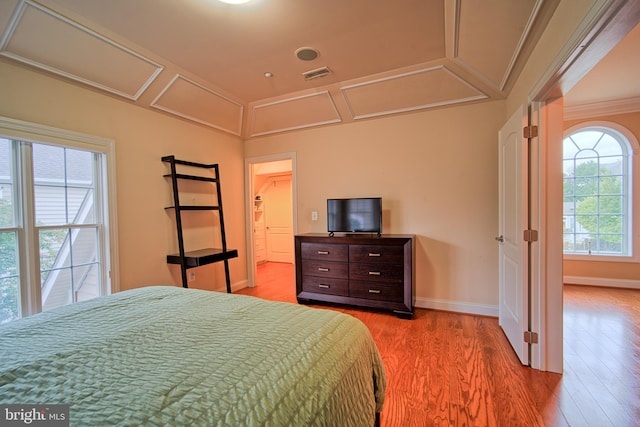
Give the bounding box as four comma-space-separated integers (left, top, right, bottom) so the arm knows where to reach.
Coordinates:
498, 105, 529, 365
264, 176, 293, 263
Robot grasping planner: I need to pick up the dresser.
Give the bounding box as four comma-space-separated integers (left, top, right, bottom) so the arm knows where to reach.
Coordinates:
295, 233, 414, 318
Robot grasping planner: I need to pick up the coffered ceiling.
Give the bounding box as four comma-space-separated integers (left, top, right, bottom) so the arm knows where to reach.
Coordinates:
0, 0, 560, 138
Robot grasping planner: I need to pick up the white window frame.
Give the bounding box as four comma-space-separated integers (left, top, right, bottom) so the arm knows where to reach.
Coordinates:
563, 121, 639, 263
0, 116, 119, 318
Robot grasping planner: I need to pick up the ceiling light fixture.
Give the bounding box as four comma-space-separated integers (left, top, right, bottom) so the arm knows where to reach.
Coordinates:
295, 47, 319, 61
216, 0, 252, 4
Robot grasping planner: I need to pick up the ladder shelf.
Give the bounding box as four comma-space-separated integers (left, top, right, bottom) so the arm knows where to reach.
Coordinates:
162, 155, 238, 292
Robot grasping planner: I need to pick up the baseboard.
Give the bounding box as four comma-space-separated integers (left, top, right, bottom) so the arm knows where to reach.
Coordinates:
414, 297, 498, 317
563, 275, 640, 289
213, 280, 249, 293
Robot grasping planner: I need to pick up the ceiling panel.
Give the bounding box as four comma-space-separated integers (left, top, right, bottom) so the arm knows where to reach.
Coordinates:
341, 66, 487, 119
152, 75, 243, 135
250, 92, 341, 137
0, 0, 20, 37
1, 1, 163, 100
455, 0, 542, 90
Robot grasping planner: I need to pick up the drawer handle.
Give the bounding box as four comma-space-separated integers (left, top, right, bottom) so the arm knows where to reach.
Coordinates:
368, 253, 381, 257
317, 251, 329, 255
318, 284, 330, 289
368, 289, 382, 294
318, 267, 330, 272
368, 271, 381, 276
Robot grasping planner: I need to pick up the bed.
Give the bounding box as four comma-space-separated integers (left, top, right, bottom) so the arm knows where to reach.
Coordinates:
0, 286, 386, 426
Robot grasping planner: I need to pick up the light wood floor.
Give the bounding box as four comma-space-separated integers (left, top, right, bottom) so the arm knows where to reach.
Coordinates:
238, 262, 640, 426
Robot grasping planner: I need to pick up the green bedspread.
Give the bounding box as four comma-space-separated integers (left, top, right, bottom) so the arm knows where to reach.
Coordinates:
0, 286, 386, 426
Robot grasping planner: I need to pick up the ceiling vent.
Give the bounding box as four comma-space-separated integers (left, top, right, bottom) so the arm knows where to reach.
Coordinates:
302, 66, 331, 81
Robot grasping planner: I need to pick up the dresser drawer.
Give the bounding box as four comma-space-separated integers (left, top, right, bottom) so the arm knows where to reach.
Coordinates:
349, 263, 403, 282
301, 260, 349, 279
349, 244, 404, 264
302, 276, 349, 296
301, 242, 348, 261
350, 280, 404, 303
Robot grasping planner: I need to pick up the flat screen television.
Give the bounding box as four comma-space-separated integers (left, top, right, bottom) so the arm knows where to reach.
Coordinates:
327, 197, 382, 235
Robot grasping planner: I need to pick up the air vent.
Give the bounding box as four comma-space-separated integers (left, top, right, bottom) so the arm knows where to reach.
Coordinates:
302, 66, 331, 81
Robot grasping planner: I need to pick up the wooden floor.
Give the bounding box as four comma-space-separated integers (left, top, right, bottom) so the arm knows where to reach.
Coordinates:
238, 263, 640, 426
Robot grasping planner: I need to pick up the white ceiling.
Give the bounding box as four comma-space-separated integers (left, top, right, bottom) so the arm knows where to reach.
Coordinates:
1, 0, 564, 137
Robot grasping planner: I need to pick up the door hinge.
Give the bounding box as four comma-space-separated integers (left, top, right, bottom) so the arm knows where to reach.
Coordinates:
523, 229, 538, 242
524, 331, 539, 344
523, 125, 538, 139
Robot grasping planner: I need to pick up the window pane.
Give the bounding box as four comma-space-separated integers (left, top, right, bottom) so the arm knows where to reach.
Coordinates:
35, 186, 66, 225
599, 157, 623, 176
574, 177, 597, 197
67, 149, 96, 225
68, 188, 95, 224
0, 231, 19, 323
563, 159, 575, 175
42, 267, 72, 312
563, 180, 575, 201
593, 235, 622, 254
599, 196, 622, 215
66, 149, 93, 184
595, 134, 623, 156
563, 233, 574, 249
0, 139, 15, 228
40, 227, 100, 311
71, 227, 98, 265
563, 139, 579, 159
74, 264, 100, 302
571, 131, 603, 150
599, 213, 623, 233
40, 228, 69, 271
33, 144, 97, 226
573, 234, 591, 252
574, 159, 598, 176
575, 150, 597, 161
33, 144, 65, 183
599, 175, 622, 195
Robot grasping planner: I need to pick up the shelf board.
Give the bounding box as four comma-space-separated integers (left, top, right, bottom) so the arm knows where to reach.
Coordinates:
161, 156, 217, 169
164, 205, 220, 211
167, 248, 239, 268
163, 173, 217, 183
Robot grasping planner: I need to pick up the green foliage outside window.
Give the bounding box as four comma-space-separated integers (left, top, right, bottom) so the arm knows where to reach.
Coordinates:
564, 158, 624, 253
0, 199, 18, 323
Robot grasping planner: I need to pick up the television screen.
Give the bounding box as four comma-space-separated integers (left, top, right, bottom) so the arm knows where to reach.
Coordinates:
327, 197, 382, 234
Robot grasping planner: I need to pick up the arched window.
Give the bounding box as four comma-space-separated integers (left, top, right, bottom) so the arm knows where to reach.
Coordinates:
563, 124, 635, 257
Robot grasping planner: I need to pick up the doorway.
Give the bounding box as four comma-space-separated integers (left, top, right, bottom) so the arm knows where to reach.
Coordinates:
245, 153, 297, 288
528, 1, 640, 372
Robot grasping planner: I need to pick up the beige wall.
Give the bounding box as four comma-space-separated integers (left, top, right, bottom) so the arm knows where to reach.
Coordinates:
245, 101, 506, 309
563, 111, 640, 281
0, 59, 247, 292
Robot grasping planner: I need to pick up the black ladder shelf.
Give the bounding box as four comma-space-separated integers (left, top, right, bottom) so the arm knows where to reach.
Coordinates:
162, 155, 238, 292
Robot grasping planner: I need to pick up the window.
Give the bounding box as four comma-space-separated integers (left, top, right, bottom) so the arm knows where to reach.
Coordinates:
563, 124, 634, 257
0, 117, 117, 323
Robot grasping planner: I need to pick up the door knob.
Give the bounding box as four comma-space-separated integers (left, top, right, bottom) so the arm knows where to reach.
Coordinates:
495, 235, 504, 243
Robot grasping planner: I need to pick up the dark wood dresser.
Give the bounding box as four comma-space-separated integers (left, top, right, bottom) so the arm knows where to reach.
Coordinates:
295, 233, 414, 318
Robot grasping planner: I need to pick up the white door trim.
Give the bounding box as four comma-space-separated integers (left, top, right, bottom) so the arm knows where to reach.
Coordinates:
244, 152, 297, 288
